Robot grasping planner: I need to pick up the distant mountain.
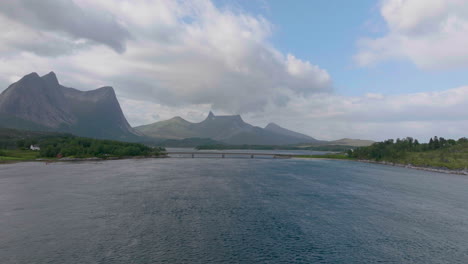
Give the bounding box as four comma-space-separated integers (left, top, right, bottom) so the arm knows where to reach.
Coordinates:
295, 138, 375, 148
264, 123, 317, 142
158, 138, 223, 148
328, 138, 375, 147
0, 72, 141, 140
135, 112, 321, 145
136, 116, 197, 139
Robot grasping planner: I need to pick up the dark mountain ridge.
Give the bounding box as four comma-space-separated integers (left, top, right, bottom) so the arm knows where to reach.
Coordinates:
0, 72, 140, 140
264, 122, 316, 142
135, 112, 321, 145
1, 72, 373, 146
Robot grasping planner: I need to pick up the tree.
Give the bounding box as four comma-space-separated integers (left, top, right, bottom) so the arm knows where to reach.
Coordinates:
434, 136, 440, 149
16, 139, 26, 149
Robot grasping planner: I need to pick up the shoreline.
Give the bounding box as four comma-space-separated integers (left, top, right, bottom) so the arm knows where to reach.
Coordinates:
3, 154, 467, 176
0, 154, 169, 165
357, 159, 468, 176
294, 156, 468, 176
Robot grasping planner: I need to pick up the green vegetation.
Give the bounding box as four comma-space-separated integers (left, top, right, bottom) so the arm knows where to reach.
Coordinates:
0, 149, 40, 161
0, 127, 69, 149
37, 136, 164, 158
0, 127, 165, 161
349, 137, 468, 170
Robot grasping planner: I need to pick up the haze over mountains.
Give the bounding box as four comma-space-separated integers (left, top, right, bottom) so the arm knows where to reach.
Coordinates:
0, 72, 373, 146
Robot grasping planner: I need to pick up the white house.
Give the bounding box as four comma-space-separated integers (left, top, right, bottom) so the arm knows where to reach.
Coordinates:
30, 145, 40, 151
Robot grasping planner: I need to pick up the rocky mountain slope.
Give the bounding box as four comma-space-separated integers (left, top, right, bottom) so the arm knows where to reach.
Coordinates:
264, 122, 316, 142
0, 72, 141, 140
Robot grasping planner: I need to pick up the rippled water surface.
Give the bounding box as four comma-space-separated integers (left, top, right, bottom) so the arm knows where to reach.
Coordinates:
1, 158, 468, 263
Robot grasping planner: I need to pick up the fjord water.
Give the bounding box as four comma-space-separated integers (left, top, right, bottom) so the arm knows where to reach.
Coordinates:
1, 159, 468, 263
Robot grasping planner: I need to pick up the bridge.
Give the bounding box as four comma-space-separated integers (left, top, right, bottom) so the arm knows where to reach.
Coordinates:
165, 151, 293, 159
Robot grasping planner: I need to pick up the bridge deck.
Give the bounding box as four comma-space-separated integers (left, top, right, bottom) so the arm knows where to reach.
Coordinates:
166, 152, 292, 158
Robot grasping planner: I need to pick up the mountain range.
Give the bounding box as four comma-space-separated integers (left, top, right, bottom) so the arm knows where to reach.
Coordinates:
0, 72, 373, 146
135, 111, 320, 145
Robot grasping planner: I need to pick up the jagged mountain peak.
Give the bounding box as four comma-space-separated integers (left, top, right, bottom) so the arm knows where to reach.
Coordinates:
0, 71, 74, 127
136, 111, 319, 145
171, 116, 189, 122
92, 86, 116, 96
264, 121, 316, 142
265, 122, 280, 129
0, 71, 140, 140
205, 111, 244, 122
96, 86, 114, 92
13, 72, 42, 88
41, 71, 59, 86
22, 72, 41, 80
42, 71, 57, 79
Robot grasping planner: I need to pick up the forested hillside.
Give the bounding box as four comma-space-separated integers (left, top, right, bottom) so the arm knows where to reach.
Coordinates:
0, 128, 164, 161
349, 137, 468, 170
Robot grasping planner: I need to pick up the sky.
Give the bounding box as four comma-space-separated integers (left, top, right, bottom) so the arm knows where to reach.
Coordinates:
0, 0, 467, 141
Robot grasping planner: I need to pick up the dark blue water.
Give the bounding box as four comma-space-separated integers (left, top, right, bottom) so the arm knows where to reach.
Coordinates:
1, 159, 467, 263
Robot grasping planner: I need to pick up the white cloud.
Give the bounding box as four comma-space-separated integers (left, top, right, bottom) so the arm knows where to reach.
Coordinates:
241, 86, 468, 141
119, 85, 468, 141
0, 0, 331, 114
1, 0, 466, 141
355, 0, 468, 69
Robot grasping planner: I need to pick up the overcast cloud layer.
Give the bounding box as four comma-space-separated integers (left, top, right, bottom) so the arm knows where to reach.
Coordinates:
0, 0, 331, 113
0, 0, 467, 141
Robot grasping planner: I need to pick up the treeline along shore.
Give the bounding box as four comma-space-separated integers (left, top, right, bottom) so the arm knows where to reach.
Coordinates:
296, 136, 468, 174
348, 136, 468, 170
2, 125, 467, 176
0, 128, 165, 163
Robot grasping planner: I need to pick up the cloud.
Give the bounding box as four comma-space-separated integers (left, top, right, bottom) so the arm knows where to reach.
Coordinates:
355, 0, 468, 69
241, 85, 468, 141
0, 0, 130, 53
0, 0, 331, 114
118, 85, 468, 141
1, 0, 466, 141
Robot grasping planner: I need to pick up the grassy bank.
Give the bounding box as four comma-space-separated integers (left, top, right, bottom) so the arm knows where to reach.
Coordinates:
0, 149, 41, 162
378, 148, 468, 170
295, 138, 468, 172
